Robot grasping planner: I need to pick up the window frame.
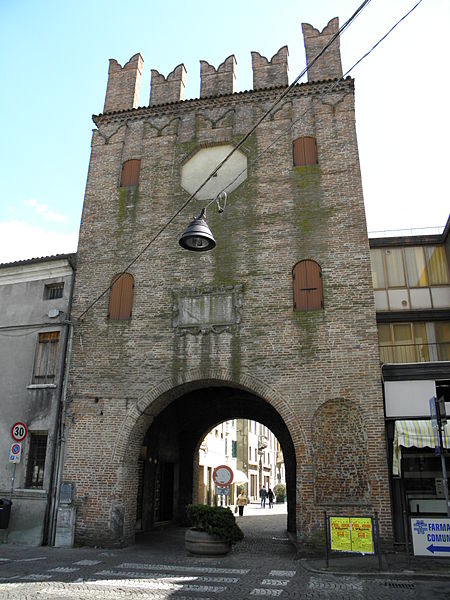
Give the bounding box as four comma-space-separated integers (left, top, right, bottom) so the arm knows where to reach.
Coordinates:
44, 282, 64, 300
292, 259, 324, 311
32, 331, 60, 384
292, 136, 318, 167
108, 273, 135, 320
120, 159, 141, 187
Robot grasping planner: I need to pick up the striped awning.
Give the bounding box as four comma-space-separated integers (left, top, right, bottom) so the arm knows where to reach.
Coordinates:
393, 420, 450, 476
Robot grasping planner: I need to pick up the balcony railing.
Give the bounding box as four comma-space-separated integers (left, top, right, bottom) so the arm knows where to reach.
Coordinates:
379, 342, 450, 364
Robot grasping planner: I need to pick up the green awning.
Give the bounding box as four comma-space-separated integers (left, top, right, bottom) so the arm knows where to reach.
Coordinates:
393, 420, 450, 476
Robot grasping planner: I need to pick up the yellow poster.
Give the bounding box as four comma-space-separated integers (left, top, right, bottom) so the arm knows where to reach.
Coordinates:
329, 517, 351, 552
350, 518, 374, 554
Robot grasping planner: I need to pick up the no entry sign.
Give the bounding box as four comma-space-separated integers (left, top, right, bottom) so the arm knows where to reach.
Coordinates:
11, 422, 28, 442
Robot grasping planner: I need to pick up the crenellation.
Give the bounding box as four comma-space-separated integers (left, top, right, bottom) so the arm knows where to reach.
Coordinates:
302, 17, 343, 82
251, 46, 289, 90
200, 55, 236, 98
103, 53, 144, 113
150, 64, 187, 106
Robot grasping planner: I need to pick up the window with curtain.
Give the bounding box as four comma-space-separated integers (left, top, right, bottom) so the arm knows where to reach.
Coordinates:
425, 246, 450, 285
370, 249, 385, 289
404, 247, 428, 287
384, 249, 405, 287
108, 273, 134, 320
378, 321, 450, 363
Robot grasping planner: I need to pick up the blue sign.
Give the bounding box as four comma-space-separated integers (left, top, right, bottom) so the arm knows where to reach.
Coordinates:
411, 518, 450, 557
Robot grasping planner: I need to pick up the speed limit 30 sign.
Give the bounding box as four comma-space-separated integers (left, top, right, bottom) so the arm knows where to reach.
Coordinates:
11, 422, 28, 442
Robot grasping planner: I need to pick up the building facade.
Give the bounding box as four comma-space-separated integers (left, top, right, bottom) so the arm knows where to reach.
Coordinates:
369, 220, 450, 542
61, 17, 392, 547
0, 254, 75, 545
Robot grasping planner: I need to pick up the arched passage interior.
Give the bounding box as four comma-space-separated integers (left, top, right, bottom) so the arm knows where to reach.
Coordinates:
136, 385, 297, 535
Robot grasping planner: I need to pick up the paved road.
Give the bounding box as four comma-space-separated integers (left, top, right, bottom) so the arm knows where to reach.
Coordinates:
0, 508, 449, 599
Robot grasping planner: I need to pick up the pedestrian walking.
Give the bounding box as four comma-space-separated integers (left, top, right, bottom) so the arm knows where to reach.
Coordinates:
236, 489, 248, 516
267, 488, 274, 508
259, 486, 267, 508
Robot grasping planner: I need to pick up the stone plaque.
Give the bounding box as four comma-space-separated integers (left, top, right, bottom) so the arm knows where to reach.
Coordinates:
172, 284, 242, 335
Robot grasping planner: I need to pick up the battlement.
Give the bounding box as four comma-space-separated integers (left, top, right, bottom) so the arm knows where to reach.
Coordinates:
251, 46, 288, 90
301, 17, 343, 81
200, 55, 236, 98
102, 17, 342, 112
150, 64, 187, 106
103, 53, 144, 113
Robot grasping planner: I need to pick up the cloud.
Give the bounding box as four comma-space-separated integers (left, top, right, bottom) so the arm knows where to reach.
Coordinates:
0, 221, 78, 263
24, 198, 67, 223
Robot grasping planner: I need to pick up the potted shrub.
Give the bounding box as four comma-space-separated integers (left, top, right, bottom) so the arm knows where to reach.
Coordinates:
185, 504, 244, 555
274, 483, 286, 503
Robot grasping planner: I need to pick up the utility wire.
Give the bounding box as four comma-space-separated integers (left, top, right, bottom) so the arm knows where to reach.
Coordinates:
217, 0, 424, 200
76, 0, 374, 322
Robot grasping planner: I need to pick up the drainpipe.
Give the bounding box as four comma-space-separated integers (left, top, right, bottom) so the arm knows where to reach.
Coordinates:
46, 260, 76, 545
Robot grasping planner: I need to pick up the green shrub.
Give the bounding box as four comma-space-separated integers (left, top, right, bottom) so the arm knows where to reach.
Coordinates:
273, 483, 286, 499
186, 504, 244, 544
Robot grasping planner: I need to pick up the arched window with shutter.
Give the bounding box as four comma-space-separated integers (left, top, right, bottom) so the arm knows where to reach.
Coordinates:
292, 260, 323, 311
108, 273, 134, 320
293, 136, 318, 167
120, 159, 141, 187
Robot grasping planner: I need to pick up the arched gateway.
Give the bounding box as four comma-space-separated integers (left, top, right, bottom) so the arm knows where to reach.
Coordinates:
63, 17, 392, 548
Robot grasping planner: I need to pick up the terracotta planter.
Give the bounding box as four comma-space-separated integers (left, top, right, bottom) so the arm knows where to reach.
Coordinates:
185, 528, 231, 555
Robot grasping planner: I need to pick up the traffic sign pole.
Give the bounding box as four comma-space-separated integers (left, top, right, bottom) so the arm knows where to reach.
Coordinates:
10, 464, 16, 501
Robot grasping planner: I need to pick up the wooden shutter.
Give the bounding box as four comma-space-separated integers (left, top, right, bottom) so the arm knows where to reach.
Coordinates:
120, 159, 141, 187
292, 260, 323, 311
293, 137, 318, 166
109, 273, 134, 319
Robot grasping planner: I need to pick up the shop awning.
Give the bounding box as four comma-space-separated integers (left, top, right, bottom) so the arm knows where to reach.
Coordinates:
393, 420, 450, 476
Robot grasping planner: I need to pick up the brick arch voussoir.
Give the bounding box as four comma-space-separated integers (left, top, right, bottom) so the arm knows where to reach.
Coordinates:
111, 368, 309, 467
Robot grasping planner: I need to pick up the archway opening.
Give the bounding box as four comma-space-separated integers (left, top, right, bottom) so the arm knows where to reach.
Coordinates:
134, 385, 297, 538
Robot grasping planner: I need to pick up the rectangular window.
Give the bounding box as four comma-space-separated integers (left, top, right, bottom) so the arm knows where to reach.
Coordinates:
384, 248, 405, 287
44, 283, 64, 300
425, 246, 450, 285
405, 247, 428, 287
231, 440, 237, 458
435, 322, 450, 361
33, 332, 60, 383
25, 433, 48, 488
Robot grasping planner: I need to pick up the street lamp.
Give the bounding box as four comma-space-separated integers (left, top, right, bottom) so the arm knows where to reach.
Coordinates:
179, 193, 227, 252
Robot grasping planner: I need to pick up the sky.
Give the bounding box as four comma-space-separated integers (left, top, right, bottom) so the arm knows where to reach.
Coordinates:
0, 0, 448, 263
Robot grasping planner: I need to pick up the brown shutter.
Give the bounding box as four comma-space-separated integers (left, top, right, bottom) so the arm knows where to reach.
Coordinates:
109, 273, 134, 319
293, 137, 318, 166
293, 260, 323, 311
120, 159, 141, 187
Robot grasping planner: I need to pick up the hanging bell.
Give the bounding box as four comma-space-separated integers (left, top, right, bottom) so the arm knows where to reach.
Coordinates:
179, 209, 216, 252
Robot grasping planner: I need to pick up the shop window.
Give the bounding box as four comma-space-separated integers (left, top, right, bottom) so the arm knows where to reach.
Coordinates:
25, 433, 48, 488
108, 273, 134, 320
292, 260, 323, 311
44, 282, 64, 300
293, 136, 318, 166
120, 159, 141, 187
33, 332, 60, 383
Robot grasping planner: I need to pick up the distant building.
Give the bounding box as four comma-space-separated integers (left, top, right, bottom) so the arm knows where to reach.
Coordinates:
0, 254, 75, 545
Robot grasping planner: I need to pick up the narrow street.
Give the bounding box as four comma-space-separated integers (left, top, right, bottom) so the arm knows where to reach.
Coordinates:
0, 506, 449, 599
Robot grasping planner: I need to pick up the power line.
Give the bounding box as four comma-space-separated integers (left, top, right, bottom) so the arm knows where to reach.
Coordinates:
75, 0, 373, 322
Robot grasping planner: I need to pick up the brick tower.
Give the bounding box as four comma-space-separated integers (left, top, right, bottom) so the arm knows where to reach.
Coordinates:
64, 17, 392, 546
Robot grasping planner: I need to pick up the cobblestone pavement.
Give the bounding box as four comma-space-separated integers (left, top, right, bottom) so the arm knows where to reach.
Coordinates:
0, 507, 449, 599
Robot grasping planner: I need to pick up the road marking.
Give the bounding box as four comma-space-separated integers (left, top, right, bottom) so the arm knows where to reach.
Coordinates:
261, 579, 289, 586
73, 559, 101, 566
96, 569, 239, 583
250, 589, 283, 596
89, 578, 227, 592
18, 573, 53, 581
49, 566, 81, 573
269, 570, 296, 577
118, 562, 249, 574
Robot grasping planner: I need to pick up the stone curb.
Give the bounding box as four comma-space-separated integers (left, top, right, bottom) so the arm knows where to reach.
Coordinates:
299, 558, 450, 581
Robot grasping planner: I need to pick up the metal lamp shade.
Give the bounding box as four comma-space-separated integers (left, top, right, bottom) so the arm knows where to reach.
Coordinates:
179, 214, 216, 252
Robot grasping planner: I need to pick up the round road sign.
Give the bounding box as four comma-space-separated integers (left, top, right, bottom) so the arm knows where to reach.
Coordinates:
213, 465, 234, 486
11, 443, 21, 455
11, 422, 28, 442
